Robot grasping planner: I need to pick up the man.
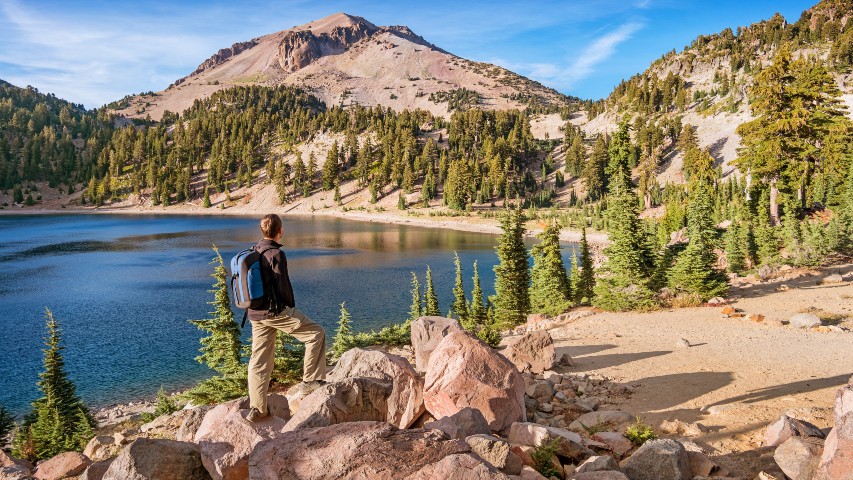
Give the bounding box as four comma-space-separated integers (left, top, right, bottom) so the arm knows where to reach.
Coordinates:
247, 213, 327, 422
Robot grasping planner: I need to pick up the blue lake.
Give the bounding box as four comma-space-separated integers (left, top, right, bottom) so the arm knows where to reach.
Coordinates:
0, 214, 575, 416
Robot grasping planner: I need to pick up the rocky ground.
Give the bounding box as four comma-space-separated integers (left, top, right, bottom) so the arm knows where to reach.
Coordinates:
2, 266, 851, 480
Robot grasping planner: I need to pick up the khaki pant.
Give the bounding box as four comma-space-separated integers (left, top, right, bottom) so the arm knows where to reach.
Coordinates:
248, 307, 326, 415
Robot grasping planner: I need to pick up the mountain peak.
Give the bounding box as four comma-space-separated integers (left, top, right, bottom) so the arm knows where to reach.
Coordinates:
300, 13, 378, 34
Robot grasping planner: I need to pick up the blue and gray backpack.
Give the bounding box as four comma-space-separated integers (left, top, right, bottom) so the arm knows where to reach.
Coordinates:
230, 246, 276, 326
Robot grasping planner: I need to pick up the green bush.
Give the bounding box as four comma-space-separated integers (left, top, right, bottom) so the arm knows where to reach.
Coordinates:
531, 438, 562, 478
625, 417, 657, 446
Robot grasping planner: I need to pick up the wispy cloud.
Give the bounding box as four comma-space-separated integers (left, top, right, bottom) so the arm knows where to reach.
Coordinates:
490, 21, 644, 94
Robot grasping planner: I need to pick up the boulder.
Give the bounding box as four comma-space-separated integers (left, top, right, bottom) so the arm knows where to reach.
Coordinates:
80, 458, 115, 480
465, 434, 523, 475
575, 455, 621, 473
249, 421, 473, 479
102, 438, 211, 480
176, 406, 210, 442
572, 472, 630, 480
620, 439, 691, 480
818, 426, 853, 480
592, 432, 634, 456
763, 414, 826, 447
687, 451, 716, 477
83, 436, 118, 462
774, 436, 823, 480
569, 411, 635, 433
194, 399, 287, 480
34, 452, 91, 480
518, 465, 548, 479
283, 377, 391, 432
789, 313, 821, 329
424, 330, 525, 433
328, 347, 425, 428
0, 451, 31, 471
508, 422, 594, 462
504, 330, 557, 374
406, 453, 512, 479
823, 274, 844, 284
411, 316, 462, 371
140, 409, 190, 435
525, 382, 555, 404
0, 466, 31, 480
424, 407, 491, 439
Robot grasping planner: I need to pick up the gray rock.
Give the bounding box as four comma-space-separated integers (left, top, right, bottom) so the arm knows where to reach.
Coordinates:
80, 458, 115, 480
425, 407, 491, 440
575, 455, 621, 473
758, 265, 774, 280
411, 316, 462, 371
0, 466, 31, 480
773, 436, 823, 480
620, 439, 691, 480
283, 377, 391, 431
572, 472, 629, 480
465, 434, 523, 475
569, 411, 635, 433
790, 313, 821, 329
763, 414, 826, 447
504, 330, 557, 374
508, 422, 593, 462
176, 406, 210, 442
102, 438, 211, 480
823, 274, 844, 284
525, 382, 554, 403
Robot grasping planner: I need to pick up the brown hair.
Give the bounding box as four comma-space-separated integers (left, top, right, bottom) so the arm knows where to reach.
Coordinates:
259, 214, 282, 239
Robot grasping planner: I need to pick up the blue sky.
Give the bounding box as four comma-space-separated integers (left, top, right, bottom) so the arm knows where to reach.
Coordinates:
0, 0, 815, 108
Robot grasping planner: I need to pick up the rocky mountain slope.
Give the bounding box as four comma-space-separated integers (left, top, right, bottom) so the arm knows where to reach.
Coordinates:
114, 13, 573, 121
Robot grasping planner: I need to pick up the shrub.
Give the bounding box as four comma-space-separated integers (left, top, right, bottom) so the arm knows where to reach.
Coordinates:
531, 438, 562, 478
625, 417, 657, 446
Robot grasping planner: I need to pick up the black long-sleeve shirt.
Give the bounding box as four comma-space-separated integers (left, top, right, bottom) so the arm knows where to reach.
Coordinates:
247, 238, 295, 321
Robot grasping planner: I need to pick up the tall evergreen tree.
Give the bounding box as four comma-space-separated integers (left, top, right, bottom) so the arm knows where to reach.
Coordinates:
451, 252, 469, 326
322, 142, 340, 191
423, 266, 440, 316
12, 308, 94, 462
529, 222, 572, 315
593, 173, 656, 311
574, 226, 595, 303
189, 245, 242, 376
606, 121, 633, 190
408, 272, 422, 322
468, 261, 488, 327
330, 302, 354, 361
583, 135, 608, 201
668, 181, 729, 301
492, 208, 531, 328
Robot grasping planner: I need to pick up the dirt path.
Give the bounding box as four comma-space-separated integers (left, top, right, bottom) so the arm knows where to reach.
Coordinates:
549, 264, 853, 476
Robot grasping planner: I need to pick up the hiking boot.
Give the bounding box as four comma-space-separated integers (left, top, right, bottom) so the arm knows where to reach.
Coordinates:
294, 380, 327, 395
246, 407, 268, 423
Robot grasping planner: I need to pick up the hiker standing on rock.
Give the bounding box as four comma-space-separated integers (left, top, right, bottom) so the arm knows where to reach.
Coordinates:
246, 214, 326, 422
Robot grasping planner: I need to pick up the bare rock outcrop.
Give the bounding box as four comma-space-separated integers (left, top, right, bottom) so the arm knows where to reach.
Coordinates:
283, 377, 391, 431
424, 330, 525, 433
818, 376, 853, 479
329, 347, 424, 428
33, 452, 90, 480
619, 439, 691, 480
249, 421, 480, 479
411, 316, 462, 371
102, 438, 210, 480
504, 330, 557, 374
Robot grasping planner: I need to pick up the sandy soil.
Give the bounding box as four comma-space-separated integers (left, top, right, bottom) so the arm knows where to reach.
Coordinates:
549, 264, 853, 476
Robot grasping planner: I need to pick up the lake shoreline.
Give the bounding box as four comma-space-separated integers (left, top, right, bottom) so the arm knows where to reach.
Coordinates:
0, 205, 610, 245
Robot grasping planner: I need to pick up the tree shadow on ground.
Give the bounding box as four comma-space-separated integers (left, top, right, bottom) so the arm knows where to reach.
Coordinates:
627, 371, 736, 418
731, 266, 852, 301
555, 344, 617, 358
562, 349, 673, 371
707, 373, 851, 408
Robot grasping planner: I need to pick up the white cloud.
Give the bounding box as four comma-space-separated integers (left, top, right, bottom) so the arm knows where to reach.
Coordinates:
489, 21, 643, 93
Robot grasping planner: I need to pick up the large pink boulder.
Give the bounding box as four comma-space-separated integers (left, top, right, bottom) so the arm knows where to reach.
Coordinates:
424, 330, 525, 433
283, 377, 391, 432
329, 348, 425, 428
249, 421, 475, 479
504, 330, 556, 374
411, 316, 462, 371
763, 414, 825, 447
406, 453, 512, 479
819, 377, 853, 480
34, 452, 91, 480
194, 398, 287, 480
102, 438, 210, 480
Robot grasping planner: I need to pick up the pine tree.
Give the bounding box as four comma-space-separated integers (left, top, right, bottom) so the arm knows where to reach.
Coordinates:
529, 222, 572, 316
408, 272, 422, 322
203, 186, 211, 208
189, 245, 242, 377
13, 308, 95, 462
574, 226, 595, 303
668, 181, 729, 302
322, 142, 339, 191
451, 252, 469, 327
331, 302, 354, 361
423, 266, 440, 316
468, 261, 487, 327
492, 208, 531, 328
725, 220, 746, 274
583, 135, 608, 201
593, 172, 656, 311
606, 121, 632, 190
397, 191, 407, 210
